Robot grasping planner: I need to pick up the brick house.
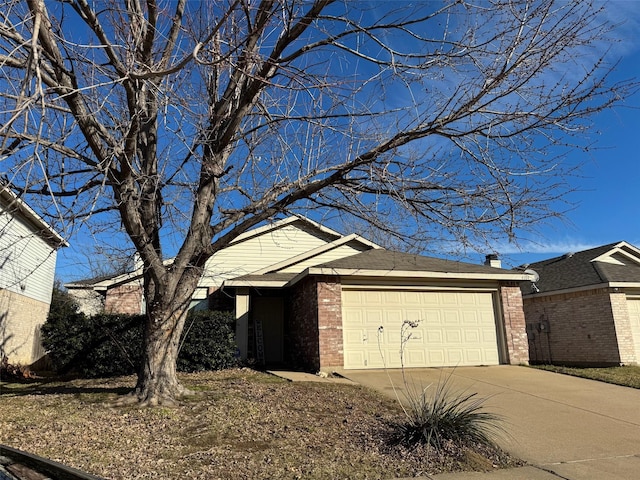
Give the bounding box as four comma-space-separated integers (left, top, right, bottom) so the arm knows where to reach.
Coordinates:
0, 185, 67, 366
521, 241, 640, 366
67, 217, 531, 372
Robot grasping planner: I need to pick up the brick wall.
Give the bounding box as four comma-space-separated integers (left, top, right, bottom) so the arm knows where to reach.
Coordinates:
316, 277, 343, 369
288, 276, 321, 370
499, 283, 529, 364
104, 284, 143, 314
523, 288, 622, 366
287, 275, 344, 371
610, 292, 637, 364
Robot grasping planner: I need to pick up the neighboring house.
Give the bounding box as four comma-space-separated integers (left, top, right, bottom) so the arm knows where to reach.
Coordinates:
67, 217, 531, 371
0, 186, 67, 367
521, 241, 640, 366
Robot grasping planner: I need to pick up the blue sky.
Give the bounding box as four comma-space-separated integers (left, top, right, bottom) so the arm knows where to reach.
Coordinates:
54, 1, 640, 281
486, 7, 640, 270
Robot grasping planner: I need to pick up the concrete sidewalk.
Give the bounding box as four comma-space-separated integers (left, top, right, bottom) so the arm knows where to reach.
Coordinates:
336, 366, 640, 480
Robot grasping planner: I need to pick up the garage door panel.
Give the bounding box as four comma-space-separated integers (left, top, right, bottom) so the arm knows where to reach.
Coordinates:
344, 329, 364, 345
485, 350, 499, 364
446, 349, 463, 364
464, 329, 480, 343
343, 308, 363, 325
445, 329, 462, 343
385, 309, 404, 324
459, 294, 477, 306
404, 291, 423, 305
405, 349, 427, 365
441, 293, 459, 305
343, 288, 500, 369
426, 329, 443, 343
384, 291, 402, 304
462, 311, 480, 325
443, 311, 461, 325
465, 349, 482, 363
428, 350, 446, 364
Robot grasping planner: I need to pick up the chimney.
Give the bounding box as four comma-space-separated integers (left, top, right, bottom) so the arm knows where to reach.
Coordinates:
484, 253, 501, 269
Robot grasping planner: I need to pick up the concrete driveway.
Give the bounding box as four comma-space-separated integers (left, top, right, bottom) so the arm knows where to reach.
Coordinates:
337, 366, 640, 479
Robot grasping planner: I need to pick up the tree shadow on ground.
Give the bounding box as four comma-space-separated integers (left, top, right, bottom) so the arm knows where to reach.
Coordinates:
0, 376, 132, 397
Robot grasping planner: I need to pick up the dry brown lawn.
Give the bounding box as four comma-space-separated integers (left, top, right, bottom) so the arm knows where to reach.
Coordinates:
0, 369, 520, 479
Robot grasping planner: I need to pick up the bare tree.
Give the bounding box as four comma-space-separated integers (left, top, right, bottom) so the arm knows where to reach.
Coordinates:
0, 0, 633, 404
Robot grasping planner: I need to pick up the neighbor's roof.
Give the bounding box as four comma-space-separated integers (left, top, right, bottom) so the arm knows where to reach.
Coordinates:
522, 241, 640, 295
0, 185, 68, 248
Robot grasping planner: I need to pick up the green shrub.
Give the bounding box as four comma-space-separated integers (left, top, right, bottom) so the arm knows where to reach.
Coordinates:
177, 310, 238, 372
42, 308, 237, 378
41, 312, 143, 377
388, 375, 503, 450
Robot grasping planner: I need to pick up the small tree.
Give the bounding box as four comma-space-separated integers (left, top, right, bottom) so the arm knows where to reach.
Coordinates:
0, 1, 634, 404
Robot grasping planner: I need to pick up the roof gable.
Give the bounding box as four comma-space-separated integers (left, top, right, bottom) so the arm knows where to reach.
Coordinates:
523, 241, 640, 294
229, 216, 344, 245
590, 242, 640, 267
66, 216, 380, 288
200, 217, 378, 284
251, 233, 379, 275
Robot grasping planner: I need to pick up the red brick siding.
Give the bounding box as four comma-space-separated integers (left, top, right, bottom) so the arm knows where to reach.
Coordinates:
288, 276, 321, 370
523, 288, 622, 365
499, 284, 529, 364
287, 275, 343, 371
316, 277, 343, 368
104, 284, 143, 314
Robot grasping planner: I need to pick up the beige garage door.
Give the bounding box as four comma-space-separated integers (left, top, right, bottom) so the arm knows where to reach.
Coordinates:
627, 297, 640, 360
342, 288, 500, 369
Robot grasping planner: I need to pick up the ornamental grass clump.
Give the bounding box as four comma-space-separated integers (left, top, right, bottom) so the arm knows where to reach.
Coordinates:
382, 320, 504, 451
389, 375, 503, 450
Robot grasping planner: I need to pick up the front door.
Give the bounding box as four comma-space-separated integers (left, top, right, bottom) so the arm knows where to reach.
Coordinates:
253, 296, 284, 365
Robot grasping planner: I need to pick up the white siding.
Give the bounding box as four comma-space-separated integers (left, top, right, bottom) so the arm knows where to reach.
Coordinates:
279, 243, 368, 273
199, 221, 336, 287
0, 208, 57, 305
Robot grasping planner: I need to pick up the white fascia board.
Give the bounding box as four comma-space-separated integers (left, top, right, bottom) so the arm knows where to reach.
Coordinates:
306, 267, 533, 281
351, 235, 382, 250
0, 187, 68, 248
591, 243, 640, 266
609, 282, 640, 289
223, 278, 290, 288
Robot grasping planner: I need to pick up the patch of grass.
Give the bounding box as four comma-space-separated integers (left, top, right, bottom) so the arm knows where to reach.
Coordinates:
0, 369, 521, 479
532, 365, 640, 389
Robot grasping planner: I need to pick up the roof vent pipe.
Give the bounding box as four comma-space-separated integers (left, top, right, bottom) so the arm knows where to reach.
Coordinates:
484, 253, 501, 269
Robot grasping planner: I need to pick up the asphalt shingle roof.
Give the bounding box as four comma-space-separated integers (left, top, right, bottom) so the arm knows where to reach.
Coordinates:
523, 241, 640, 293
316, 249, 512, 275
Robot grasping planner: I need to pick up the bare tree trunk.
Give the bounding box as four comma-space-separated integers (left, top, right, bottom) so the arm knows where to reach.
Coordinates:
132, 307, 192, 406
